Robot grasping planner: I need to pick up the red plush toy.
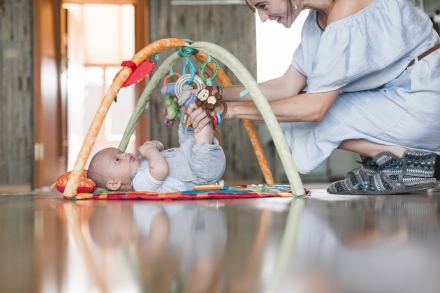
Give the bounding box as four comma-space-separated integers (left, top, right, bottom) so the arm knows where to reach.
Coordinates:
121, 60, 155, 87
50, 170, 96, 193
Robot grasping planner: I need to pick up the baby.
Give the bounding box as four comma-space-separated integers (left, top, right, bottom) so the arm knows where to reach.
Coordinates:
87, 123, 226, 192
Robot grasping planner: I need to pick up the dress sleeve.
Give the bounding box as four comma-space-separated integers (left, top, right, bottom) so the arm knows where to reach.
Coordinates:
291, 10, 321, 79
306, 0, 433, 93
292, 42, 306, 77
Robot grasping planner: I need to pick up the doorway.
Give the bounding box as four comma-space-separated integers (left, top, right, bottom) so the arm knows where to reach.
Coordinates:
32, 0, 148, 188
62, 1, 149, 170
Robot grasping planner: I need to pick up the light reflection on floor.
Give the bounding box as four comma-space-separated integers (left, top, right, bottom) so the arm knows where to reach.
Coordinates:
1, 186, 440, 293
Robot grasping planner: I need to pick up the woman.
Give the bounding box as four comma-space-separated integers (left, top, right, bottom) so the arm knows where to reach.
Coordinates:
188, 0, 440, 195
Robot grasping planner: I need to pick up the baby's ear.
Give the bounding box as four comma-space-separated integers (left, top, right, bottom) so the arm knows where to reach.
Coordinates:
106, 181, 121, 191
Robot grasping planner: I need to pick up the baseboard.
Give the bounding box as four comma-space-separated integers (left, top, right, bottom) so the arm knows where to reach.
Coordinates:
0, 184, 32, 193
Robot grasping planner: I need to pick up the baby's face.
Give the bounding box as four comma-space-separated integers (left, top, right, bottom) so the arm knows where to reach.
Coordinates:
99, 148, 140, 184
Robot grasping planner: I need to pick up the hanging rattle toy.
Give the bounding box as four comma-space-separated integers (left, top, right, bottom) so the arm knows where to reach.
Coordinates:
162, 72, 182, 127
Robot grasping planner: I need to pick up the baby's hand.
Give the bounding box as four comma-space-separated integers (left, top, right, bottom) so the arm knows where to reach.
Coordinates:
138, 141, 169, 182
150, 140, 164, 151
139, 140, 164, 156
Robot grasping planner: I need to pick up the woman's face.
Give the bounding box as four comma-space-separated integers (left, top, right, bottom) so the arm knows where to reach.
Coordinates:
247, 0, 299, 28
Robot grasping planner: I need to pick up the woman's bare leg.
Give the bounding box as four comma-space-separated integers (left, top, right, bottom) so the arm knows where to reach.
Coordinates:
338, 139, 406, 158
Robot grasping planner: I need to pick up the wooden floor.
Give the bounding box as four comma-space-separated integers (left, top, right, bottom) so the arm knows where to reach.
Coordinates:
1, 185, 440, 293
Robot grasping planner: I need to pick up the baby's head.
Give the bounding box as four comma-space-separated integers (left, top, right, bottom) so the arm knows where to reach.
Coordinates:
88, 147, 140, 191
88, 203, 139, 247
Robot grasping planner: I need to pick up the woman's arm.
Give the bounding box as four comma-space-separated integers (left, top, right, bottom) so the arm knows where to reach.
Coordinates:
227, 89, 340, 122
187, 64, 340, 131
189, 88, 340, 132
222, 65, 307, 102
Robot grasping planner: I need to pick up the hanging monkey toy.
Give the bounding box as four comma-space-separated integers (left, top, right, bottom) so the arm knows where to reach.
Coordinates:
196, 86, 227, 123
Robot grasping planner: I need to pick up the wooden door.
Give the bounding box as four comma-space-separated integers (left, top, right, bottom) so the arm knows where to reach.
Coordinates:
33, 0, 67, 188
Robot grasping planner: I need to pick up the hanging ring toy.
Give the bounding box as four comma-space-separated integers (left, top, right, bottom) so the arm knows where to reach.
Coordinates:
196, 86, 228, 121
195, 70, 211, 80
182, 57, 197, 84
163, 72, 182, 87
199, 56, 219, 86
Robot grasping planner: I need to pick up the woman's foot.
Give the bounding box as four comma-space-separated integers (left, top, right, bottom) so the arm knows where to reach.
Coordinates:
327, 150, 438, 195
327, 155, 379, 194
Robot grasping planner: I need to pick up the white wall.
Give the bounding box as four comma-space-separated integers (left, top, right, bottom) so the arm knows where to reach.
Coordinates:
256, 10, 308, 82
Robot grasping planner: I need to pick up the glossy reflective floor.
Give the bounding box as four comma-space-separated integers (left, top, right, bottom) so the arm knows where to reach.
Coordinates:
2, 186, 440, 293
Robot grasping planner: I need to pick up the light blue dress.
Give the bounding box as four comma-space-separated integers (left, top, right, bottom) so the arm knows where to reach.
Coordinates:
282, 0, 440, 173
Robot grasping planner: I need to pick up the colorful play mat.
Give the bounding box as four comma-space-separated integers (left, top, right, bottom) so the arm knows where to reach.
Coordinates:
55, 38, 307, 200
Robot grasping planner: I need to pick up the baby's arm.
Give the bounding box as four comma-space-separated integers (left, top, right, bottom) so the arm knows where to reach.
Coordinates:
193, 122, 214, 144
138, 141, 169, 181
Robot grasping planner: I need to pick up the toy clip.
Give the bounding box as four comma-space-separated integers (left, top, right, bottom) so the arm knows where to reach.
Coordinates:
193, 180, 224, 191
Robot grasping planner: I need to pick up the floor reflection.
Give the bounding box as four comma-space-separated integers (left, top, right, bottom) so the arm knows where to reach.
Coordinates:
1, 190, 440, 293
282, 198, 440, 293
52, 201, 228, 293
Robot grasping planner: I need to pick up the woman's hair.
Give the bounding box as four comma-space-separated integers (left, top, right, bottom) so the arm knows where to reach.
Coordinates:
245, 0, 295, 24
286, 0, 295, 24
245, 0, 256, 13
